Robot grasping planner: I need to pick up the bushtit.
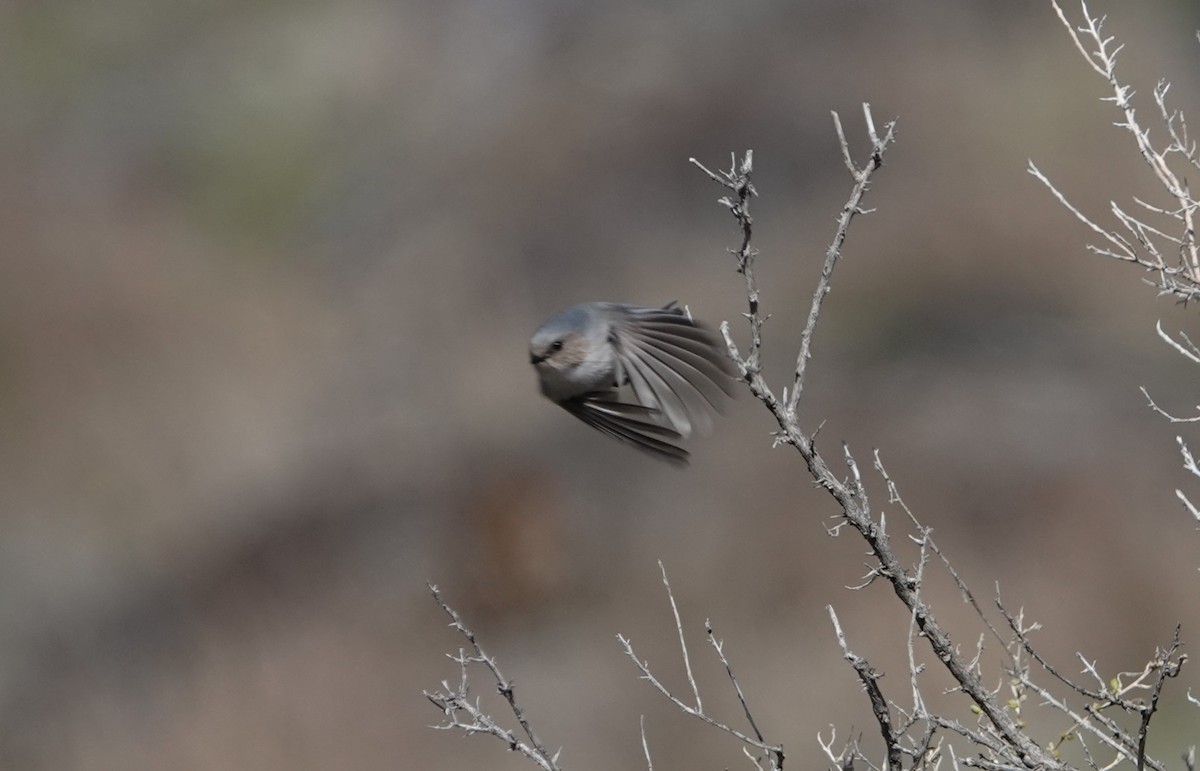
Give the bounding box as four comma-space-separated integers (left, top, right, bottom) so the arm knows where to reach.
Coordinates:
529, 302, 734, 465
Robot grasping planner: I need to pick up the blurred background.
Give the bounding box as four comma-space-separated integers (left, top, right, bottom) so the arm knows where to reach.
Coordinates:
3, 0, 1199, 767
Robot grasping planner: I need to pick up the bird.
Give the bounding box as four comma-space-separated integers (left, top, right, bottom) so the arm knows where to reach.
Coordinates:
529, 302, 735, 465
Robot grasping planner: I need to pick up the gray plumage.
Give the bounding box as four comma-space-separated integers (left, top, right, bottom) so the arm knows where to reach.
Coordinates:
529, 302, 735, 465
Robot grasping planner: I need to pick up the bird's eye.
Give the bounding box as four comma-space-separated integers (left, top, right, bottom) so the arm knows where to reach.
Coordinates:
551, 340, 564, 352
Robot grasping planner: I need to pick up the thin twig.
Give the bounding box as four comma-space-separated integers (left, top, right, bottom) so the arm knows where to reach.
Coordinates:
690, 151, 763, 378
425, 584, 562, 771
699, 106, 1070, 770
828, 606, 902, 771
658, 561, 703, 711
618, 568, 785, 768
617, 636, 783, 759
788, 106, 896, 419
706, 620, 785, 770
1136, 627, 1186, 771
1039, 1, 1200, 298
640, 715, 654, 771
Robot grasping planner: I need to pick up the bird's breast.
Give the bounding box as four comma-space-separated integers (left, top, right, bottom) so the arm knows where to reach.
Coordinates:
537, 357, 616, 402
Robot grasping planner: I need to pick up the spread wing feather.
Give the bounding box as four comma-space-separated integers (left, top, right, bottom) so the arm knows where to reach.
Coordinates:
608, 304, 735, 438
564, 396, 689, 466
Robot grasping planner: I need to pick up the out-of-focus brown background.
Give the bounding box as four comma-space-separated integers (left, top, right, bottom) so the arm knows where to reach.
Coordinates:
4, 1, 1199, 767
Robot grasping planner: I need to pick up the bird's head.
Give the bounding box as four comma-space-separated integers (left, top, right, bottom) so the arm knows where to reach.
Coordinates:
529, 306, 595, 373
529, 328, 589, 371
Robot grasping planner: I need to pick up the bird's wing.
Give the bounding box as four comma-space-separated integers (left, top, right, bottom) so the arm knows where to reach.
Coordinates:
563, 396, 689, 466
607, 304, 736, 438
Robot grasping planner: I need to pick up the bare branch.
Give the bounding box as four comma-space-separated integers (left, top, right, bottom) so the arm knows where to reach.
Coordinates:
425, 584, 562, 771
706, 621, 774, 761
618, 567, 785, 769
1136, 628, 1187, 771
788, 107, 896, 418
1028, 161, 1138, 263
691, 151, 764, 380
1156, 320, 1200, 363
1141, 386, 1200, 423
699, 107, 1071, 770
1038, 1, 1200, 300
658, 560, 703, 711
828, 606, 902, 771
640, 715, 654, 771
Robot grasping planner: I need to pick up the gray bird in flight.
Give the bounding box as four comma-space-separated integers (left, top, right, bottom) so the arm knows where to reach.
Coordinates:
529, 302, 735, 465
